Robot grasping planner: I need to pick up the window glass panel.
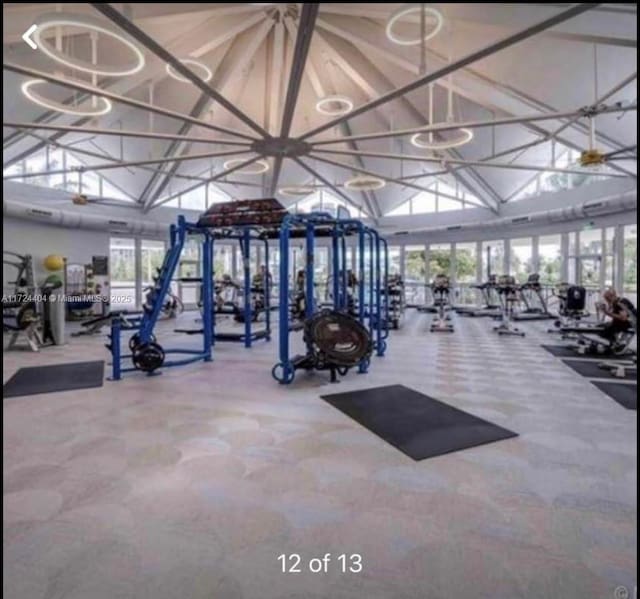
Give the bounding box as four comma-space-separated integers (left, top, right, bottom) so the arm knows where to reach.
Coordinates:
404, 245, 426, 306
110, 237, 136, 309
579, 228, 602, 255
482, 240, 505, 278
102, 177, 134, 202
48, 149, 64, 190
24, 149, 49, 188
208, 184, 230, 207
388, 247, 401, 275
455, 243, 477, 283
429, 243, 451, 277
411, 191, 436, 214
437, 196, 461, 212
387, 201, 411, 216
623, 224, 637, 303
3, 161, 25, 182
180, 186, 206, 211
509, 238, 533, 284
538, 234, 562, 286
141, 240, 166, 287
214, 245, 234, 278
82, 171, 101, 196
604, 227, 615, 288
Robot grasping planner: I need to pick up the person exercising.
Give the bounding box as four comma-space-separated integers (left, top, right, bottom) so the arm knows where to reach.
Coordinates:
596, 288, 636, 341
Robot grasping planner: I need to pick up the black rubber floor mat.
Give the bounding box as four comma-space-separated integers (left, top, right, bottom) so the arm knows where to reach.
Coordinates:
3, 361, 104, 398
591, 381, 637, 410
541, 345, 622, 360
321, 384, 518, 460
562, 359, 636, 381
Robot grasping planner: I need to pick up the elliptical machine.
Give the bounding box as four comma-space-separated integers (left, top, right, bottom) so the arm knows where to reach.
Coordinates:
493, 275, 525, 337
430, 274, 454, 333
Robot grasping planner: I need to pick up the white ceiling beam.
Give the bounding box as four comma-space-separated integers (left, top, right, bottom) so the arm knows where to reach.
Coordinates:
267, 4, 319, 196
310, 103, 636, 146
293, 157, 375, 220
2, 121, 250, 146
145, 18, 275, 208
313, 147, 629, 178
150, 155, 263, 211
304, 28, 380, 216
313, 29, 503, 211
6, 146, 252, 178
92, 3, 269, 138
2, 3, 264, 44
315, 14, 631, 155
3, 10, 265, 154
298, 4, 600, 140
267, 19, 286, 136
3, 63, 254, 139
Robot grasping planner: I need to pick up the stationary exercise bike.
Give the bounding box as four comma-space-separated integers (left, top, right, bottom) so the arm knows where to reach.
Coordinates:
430, 274, 454, 333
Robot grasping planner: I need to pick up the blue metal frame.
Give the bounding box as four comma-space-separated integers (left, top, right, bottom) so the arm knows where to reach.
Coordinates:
108, 217, 213, 380
209, 227, 271, 347
272, 212, 387, 384
109, 212, 385, 383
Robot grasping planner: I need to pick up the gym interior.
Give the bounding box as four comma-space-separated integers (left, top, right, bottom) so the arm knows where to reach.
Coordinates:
2, 4, 637, 599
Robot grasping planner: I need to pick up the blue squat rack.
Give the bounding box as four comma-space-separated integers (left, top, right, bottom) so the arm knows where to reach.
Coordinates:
204, 226, 271, 346
108, 217, 272, 380
108, 206, 388, 382
109, 216, 213, 380
272, 212, 389, 384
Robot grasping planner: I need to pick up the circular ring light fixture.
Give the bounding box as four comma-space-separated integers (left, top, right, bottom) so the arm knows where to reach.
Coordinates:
386, 4, 444, 46
278, 185, 315, 197
32, 12, 145, 76
166, 58, 213, 83
315, 95, 354, 116
344, 175, 386, 191
410, 128, 474, 150
22, 79, 112, 116
223, 158, 270, 175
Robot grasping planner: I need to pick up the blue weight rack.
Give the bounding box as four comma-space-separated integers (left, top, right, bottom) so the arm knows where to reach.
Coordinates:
272, 212, 388, 384
109, 216, 213, 380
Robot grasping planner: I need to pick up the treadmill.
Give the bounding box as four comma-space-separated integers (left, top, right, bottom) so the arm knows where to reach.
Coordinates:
455, 275, 502, 318
512, 273, 554, 321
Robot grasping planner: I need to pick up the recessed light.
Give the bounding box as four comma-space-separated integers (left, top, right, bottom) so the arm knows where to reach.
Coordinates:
32, 12, 145, 77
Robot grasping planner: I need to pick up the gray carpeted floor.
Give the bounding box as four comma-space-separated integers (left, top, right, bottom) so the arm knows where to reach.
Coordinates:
3, 310, 637, 599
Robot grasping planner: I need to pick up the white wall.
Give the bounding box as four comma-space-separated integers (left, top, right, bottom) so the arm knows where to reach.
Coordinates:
3, 217, 109, 289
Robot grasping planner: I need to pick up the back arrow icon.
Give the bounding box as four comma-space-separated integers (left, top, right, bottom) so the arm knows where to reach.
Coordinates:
22, 25, 37, 49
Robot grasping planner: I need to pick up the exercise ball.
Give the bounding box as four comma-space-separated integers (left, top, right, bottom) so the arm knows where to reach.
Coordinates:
44, 254, 64, 272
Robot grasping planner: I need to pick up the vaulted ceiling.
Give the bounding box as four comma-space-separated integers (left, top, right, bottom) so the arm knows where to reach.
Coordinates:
3, 3, 637, 219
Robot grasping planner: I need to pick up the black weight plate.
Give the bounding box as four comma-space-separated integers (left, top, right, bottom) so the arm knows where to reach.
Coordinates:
132, 342, 165, 372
